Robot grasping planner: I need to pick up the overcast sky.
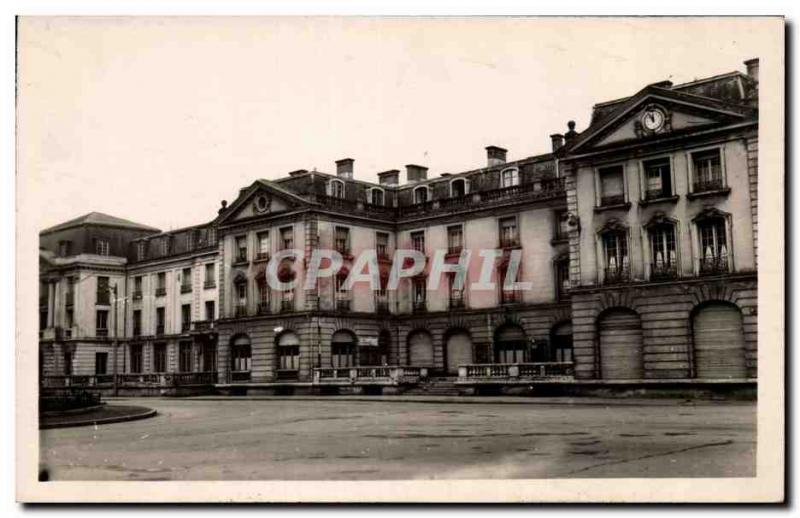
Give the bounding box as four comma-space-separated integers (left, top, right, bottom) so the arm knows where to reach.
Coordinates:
18, 17, 775, 232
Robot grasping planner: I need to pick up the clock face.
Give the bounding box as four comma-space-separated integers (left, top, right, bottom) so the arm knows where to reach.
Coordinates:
642, 109, 665, 131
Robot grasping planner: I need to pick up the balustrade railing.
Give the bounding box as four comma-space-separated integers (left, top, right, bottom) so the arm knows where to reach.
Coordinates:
459, 362, 574, 380
41, 372, 219, 388
312, 365, 427, 384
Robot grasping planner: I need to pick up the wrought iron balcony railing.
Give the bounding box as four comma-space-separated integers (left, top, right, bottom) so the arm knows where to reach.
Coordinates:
699, 255, 729, 275
693, 178, 725, 193
603, 266, 630, 285
650, 262, 678, 280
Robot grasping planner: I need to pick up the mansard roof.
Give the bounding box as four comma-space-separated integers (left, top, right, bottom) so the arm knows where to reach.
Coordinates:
40, 211, 161, 235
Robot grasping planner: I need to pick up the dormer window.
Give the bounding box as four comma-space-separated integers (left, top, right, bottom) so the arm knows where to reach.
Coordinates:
95, 238, 110, 256
369, 188, 385, 206
329, 179, 346, 199
136, 241, 147, 261
450, 178, 468, 197
501, 168, 519, 188
413, 186, 429, 204
58, 240, 72, 257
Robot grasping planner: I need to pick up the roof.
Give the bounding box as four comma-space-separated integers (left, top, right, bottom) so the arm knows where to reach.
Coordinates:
40, 211, 161, 235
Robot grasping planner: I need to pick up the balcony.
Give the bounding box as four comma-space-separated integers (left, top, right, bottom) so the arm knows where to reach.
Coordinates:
254, 252, 270, 262
234, 304, 249, 318
155, 287, 167, 297
131, 290, 142, 301
309, 194, 396, 220
233, 254, 249, 266
191, 320, 216, 333
596, 194, 631, 212
132, 326, 142, 338
203, 280, 216, 289
449, 293, 465, 309
412, 299, 427, 313
499, 237, 520, 249
96, 328, 108, 338
257, 302, 271, 315
693, 178, 725, 193
603, 266, 631, 285
457, 362, 575, 382
180, 284, 192, 294
699, 256, 729, 276
280, 299, 294, 313
447, 245, 463, 256
335, 299, 351, 312
650, 262, 678, 281
156, 324, 165, 336
181, 322, 190, 333
375, 297, 390, 314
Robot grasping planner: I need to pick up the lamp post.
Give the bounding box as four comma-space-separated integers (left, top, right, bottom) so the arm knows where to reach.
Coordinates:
111, 283, 119, 396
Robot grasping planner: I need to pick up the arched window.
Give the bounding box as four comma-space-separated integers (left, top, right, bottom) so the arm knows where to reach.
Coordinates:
331, 330, 357, 368
231, 335, 252, 380
450, 178, 468, 197
369, 188, 385, 206
277, 331, 300, 379
413, 185, 430, 204
501, 167, 519, 188
494, 324, 527, 364
329, 179, 345, 199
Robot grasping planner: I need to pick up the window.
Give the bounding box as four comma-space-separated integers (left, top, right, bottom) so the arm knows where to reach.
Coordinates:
133, 276, 143, 298
451, 178, 467, 197
334, 227, 350, 255
698, 218, 729, 275
692, 149, 724, 192
256, 231, 270, 260
156, 307, 165, 335
412, 276, 426, 312
642, 157, 673, 199
132, 310, 142, 336
179, 342, 193, 372
501, 168, 519, 188
95, 239, 110, 256
649, 224, 678, 279
499, 217, 519, 248
65, 308, 74, 331
66, 277, 76, 305
39, 307, 48, 331
602, 231, 629, 284
181, 268, 192, 293
447, 225, 463, 254
235, 236, 248, 262
153, 344, 167, 373
96, 310, 109, 337
376, 232, 389, 260
334, 271, 351, 311
136, 241, 147, 261
257, 278, 270, 314
330, 179, 345, 199
130, 344, 143, 374
96, 276, 110, 305
413, 186, 429, 204
280, 227, 294, 250
370, 188, 385, 206
448, 273, 465, 309
204, 263, 215, 288
232, 341, 252, 372
598, 165, 626, 206
331, 331, 356, 368
58, 240, 72, 257
556, 258, 570, 300
554, 210, 570, 241
160, 237, 171, 256
181, 304, 191, 332
156, 272, 166, 296
278, 343, 299, 371
281, 289, 295, 312
411, 231, 425, 253
499, 261, 521, 304
95, 352, 108, 375
235, 282, 248, 317
205, 300, 215, 321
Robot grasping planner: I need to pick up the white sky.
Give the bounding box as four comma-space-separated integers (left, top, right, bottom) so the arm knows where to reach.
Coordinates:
18, 17, 776, 232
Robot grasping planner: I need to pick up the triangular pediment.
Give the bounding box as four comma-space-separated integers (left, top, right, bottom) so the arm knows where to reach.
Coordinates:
217, 180, 308, 225
569, 87, 750, 153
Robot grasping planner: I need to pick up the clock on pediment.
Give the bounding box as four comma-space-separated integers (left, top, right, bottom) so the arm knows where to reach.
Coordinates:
254, 193, 272, 213
634, 104, 672, 138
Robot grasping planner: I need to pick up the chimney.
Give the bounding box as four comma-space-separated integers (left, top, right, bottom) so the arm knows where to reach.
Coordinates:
335, 158, 354, 179
288, 169, 308, 177
485, 146, 507, 167
744, 58, 759, 82
378, 169, 400, 186
564, 121, 578, 143
649, 80, 673, 89
550, 134, 565, 152
405, 164, 428, 183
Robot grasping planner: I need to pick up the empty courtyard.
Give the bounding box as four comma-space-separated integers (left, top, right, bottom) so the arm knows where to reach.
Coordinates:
39, 397, 756, 480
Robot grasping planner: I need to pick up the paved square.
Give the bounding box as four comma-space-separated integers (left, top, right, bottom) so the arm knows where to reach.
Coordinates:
40, 397, 755, 480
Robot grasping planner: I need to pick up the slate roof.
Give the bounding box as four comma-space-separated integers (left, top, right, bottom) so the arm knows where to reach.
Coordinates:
40, 211, 161, 235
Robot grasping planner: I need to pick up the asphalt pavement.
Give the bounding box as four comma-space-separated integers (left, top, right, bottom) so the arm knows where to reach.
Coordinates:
39, 397, 755, 480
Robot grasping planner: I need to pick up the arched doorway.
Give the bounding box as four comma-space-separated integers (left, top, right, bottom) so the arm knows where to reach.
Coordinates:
551, 321, 573, 363
230, 334, 252, 381
494, 324, 527, 363
598, 308, 643, 379
408, 330, 434, 367
445, 329, 472, 375
331, 330, 357, 368
692, 302, 746, 379
276, 331, 300, 380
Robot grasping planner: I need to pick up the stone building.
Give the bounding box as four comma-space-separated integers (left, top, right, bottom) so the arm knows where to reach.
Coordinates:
39, 59, 759, 396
